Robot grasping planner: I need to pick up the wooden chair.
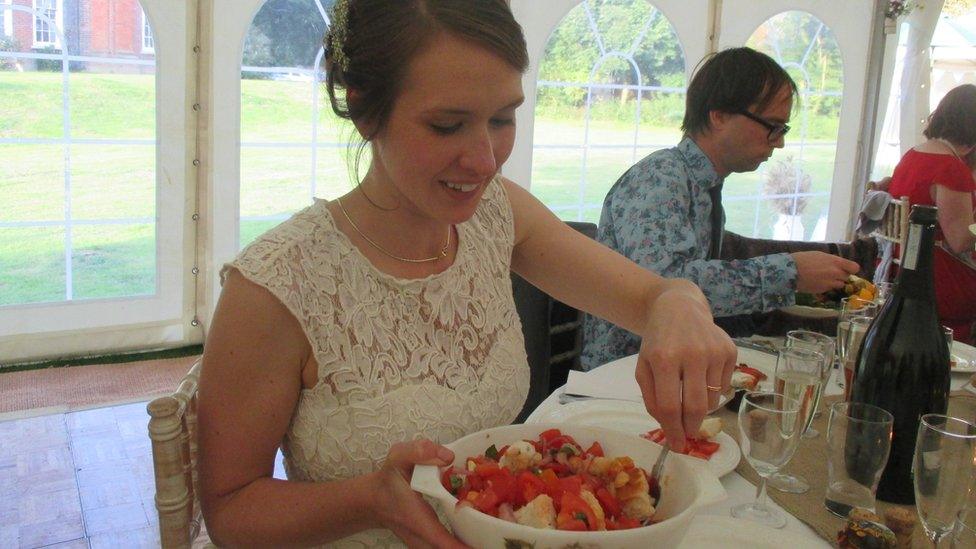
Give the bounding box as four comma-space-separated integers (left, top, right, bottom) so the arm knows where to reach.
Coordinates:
871, 195, 911, 265
147, 358, 212, 548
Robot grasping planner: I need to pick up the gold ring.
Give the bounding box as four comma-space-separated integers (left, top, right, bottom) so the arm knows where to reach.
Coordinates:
706, 384, 723, 392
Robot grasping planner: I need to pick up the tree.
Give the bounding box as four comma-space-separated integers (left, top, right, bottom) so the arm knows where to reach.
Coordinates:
537, 0, 685, 110
243, 0, 331, 69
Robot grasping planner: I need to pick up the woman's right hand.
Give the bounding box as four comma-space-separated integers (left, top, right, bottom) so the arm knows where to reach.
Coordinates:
371, 439, 470, 548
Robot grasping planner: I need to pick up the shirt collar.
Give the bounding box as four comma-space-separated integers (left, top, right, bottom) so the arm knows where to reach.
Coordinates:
676, 136, 723, 190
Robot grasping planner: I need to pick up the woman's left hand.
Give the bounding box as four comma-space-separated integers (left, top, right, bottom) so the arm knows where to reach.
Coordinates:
633, 280, 737, 452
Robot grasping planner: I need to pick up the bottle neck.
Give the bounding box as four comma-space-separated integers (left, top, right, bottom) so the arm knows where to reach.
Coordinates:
895, 220, 937, 298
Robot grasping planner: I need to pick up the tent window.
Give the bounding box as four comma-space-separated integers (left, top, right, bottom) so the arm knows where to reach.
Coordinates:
531, 0, 686, 223
238, 0, 354, 248
722, 10, 843, 241
1, 1, 157, 306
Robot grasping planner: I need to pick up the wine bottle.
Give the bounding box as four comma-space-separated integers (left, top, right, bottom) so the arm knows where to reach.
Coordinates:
848, 205, 950, 504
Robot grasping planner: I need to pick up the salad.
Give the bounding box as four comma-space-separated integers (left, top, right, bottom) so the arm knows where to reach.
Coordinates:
439, 428, 657, 531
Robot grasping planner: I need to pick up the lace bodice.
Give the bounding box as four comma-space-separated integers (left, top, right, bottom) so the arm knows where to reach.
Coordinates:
225, 177, 529, 547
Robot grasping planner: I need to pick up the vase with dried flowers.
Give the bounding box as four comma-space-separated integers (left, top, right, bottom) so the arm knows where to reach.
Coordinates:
764, 156, 811, 240
885, 0, 916, 19
884, 0, 916, 33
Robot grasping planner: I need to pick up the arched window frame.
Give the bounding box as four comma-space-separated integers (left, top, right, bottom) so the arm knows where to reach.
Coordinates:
0, 0, 197, 363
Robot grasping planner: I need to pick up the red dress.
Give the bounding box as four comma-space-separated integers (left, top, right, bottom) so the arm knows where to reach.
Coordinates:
888, 149, 976, 344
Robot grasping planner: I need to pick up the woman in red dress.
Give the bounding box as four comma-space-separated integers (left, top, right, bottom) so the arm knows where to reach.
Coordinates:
888, 84, 976, 344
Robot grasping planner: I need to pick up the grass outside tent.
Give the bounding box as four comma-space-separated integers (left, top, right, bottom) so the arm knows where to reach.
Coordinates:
1, 72, 841, 306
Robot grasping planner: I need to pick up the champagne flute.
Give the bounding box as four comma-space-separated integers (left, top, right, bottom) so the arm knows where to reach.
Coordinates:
731, 391, 803, 528
913, 414, 976, 546
837, 297, 878, 371
842, 316, 872, 401
785, 329, 835, 438
768, 347, 826, 494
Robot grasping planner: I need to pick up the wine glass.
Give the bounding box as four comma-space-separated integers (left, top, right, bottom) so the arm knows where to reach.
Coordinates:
768, 346, 827, 494
913, 414, 976, 546
785, 329, 835, 437
731, 391, 803, 528
952, 505, 976, 548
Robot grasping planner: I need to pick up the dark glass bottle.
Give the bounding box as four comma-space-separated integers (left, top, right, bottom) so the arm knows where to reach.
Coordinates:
849, 205, 951, 504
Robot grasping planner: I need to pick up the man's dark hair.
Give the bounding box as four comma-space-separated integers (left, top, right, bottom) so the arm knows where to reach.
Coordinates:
681, 47, 798, 136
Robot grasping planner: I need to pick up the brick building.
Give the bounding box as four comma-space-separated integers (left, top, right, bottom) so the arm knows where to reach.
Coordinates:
0, 0, 155, 72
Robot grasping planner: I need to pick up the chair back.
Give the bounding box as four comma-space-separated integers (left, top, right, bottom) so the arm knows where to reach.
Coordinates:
512, 221, 597, 422
147, 358, 207, 548
871, 195, 910, 264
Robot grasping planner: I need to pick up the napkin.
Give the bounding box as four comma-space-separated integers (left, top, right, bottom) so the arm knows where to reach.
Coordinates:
563, 369, 643, 402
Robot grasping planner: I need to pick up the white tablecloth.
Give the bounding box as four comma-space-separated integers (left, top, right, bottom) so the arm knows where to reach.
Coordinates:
525, 346, 974, 547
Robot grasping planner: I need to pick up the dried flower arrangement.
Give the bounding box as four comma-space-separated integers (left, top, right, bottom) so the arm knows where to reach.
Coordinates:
885, 0, 916, 19
763, 156, 811, 215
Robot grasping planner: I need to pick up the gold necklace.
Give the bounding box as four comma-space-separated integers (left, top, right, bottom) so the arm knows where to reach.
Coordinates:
336, 196, 451, 263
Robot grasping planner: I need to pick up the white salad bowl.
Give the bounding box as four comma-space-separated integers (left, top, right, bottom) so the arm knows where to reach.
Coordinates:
410, 423, 726, 549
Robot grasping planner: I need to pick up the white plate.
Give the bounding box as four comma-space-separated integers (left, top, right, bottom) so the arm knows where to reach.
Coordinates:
953, 341, 976, 373
527, 400, 741, 478
677, 516, 826, 548
781, 304, 840, 318
734, 347, 777, 391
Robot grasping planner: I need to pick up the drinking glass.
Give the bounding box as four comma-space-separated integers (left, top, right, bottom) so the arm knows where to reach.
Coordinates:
823, 402, 894, 517
731, 391, 803, 528
785, 329, 835, 437
944, 325, 954, 355
842, 316, 873, 401
874, 281, 895, 304
913, 414, 976, 546
952, 505, 976, 548
768, 346, 827, 494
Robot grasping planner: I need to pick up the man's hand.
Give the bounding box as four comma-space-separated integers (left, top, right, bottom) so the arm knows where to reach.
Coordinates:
791, 251, 860, 294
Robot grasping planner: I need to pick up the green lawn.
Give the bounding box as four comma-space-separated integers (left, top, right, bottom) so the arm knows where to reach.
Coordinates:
0, 72, 845, 306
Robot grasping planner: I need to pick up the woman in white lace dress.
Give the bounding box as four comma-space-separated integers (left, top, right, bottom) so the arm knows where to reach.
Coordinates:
197, 1, 737, 546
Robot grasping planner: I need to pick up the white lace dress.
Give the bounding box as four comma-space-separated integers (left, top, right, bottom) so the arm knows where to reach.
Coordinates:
224, 177, 530, 547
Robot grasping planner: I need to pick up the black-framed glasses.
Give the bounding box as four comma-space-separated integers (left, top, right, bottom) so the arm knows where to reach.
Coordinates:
737, 110, 790, 141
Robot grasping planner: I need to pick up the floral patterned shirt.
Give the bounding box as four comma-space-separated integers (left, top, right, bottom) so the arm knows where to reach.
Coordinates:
582, 137, 797, 370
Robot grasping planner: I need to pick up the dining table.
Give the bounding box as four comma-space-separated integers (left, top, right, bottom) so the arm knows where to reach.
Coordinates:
524, 339, 976, 548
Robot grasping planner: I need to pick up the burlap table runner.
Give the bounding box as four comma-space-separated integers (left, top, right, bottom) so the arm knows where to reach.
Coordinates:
713, 393, 976, 546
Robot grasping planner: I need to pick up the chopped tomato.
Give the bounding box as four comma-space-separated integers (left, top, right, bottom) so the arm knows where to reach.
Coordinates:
584, 441, 604, 457
641, 429, 721, 460
557, 475, 582, 497
607, 515, 641, 530
474, 461, 501, 478
473, 487, 501, 514
692, 439, 721, 455
736, 364, 767, 381
578, 471, 602, 493
557, 492, 597, 531
643, 428, 667, 444
539, 429, 563, 444
486, 470, 518, 506
595, 487, 622, 518
440, 468, 467, 495
517, 471, 545, 504
545, 461, 571, 476
539, 468, 563, 501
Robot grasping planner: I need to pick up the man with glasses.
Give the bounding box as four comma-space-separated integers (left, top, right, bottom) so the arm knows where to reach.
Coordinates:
583, 47, 861, 370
